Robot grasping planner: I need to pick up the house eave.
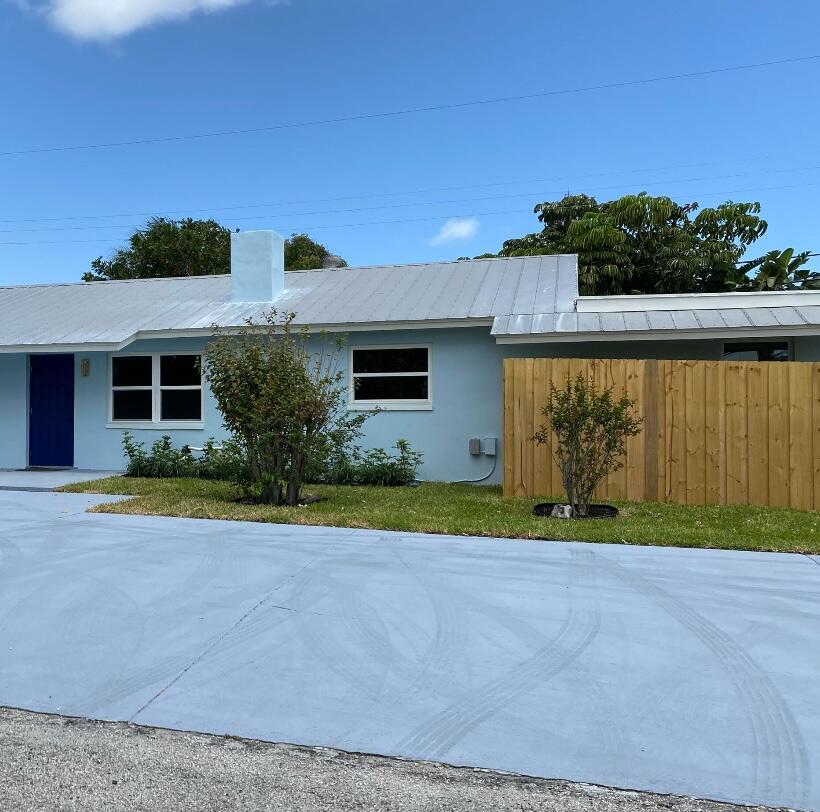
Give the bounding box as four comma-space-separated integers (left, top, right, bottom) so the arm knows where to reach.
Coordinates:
126, 318, 495, 345
577, 289, 820, 313
493, 324, 820, 344
0, 318, 496, 353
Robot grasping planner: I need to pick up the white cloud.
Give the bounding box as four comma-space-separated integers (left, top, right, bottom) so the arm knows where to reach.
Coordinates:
430, 218, 479, 246
19, 0, 253, 41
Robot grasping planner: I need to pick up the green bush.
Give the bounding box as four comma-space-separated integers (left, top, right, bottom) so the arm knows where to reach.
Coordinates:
121, 433, 246, 481
121, 432, 422, 488
310, 439, 423, 487
205, 310, 368, 506
534, 374, 642, 517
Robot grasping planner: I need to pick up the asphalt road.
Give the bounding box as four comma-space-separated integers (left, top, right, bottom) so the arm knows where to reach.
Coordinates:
0, 490, 818, 809
0, 707, 790, 812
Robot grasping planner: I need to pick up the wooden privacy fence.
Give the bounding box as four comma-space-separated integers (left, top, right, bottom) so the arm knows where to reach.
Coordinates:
503, 357, 820, 510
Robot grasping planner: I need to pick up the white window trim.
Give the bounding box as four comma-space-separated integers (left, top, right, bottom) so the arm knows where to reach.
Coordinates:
107, 352, 205, 429
348, 344, 432, 411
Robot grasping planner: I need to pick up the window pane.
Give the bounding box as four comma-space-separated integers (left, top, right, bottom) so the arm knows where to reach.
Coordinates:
353, 375, 428, 401
112, 356, 152, 387
723, 342, 788, 362
353, 347, 428, 374
161, 355, 201, 386
161, 389, 202, 421
112, 389, 152, 421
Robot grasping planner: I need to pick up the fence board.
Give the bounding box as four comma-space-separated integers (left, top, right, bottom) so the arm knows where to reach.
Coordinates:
643, 360, 660, 502
747, 363, 769, 506
789, 364, 813, 510
814, 364, 820, 512
704, 361, 722, 504
625, 359, 645, 501
503, 357, 819, 510
685, 361, 706, 505
724, 363, 749, 504
767, 363, 790, 507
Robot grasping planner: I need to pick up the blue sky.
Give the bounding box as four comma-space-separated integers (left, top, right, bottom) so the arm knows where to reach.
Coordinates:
1, 0, 819, 285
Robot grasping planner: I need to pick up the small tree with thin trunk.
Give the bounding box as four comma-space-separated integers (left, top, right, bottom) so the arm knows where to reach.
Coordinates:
205, 310, 366, 506
534, 374, 642, 517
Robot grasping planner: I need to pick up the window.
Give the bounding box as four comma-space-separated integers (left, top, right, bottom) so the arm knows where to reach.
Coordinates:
111, 356, 152, 421
110, 354, 202, 425
723, 341, 790, 362
350, 346, 431, 409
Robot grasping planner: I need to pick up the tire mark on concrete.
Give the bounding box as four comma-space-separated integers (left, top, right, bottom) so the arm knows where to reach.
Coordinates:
608, 559, 810, 809
395, 548, 601, 760
388, 545, 467, 703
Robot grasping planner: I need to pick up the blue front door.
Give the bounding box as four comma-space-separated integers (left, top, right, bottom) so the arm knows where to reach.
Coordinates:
29, 354, 74, 467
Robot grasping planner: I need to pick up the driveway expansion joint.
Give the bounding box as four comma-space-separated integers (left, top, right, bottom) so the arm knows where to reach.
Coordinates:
127, 549, 335, 723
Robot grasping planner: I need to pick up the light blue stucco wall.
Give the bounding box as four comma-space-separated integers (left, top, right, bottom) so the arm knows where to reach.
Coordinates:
0, 354, 28, 469
3, 328, 819, 480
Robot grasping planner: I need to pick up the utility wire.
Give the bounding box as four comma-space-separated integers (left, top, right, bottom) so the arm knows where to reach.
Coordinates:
1, 54, 818, 159
3, 160, 820, 233
4, 176, 820, 247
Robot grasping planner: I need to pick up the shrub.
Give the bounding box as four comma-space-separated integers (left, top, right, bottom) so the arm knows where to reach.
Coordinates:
310, 439, 423, 487
205, 310, 369, 506
121, 433, 247, 481
534, 374, 642, 518
196, 439, 249, 483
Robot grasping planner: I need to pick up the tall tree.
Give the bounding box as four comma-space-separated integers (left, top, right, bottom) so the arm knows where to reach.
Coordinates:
285, 233, 347, 271
489, 192, 812, 295
84, 219, 346, 281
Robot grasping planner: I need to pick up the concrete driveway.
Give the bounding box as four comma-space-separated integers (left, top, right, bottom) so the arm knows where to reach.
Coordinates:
0, 490, 818, 810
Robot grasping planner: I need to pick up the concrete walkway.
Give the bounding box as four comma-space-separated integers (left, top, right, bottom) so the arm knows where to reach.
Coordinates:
0, 469, 119, 492
0, 490, 818, 810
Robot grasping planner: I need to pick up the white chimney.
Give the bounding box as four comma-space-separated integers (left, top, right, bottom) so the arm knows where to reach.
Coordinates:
230, 230, 285, 302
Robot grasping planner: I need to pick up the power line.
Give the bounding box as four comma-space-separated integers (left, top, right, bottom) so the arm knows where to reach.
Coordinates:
2, 55, 819, 159
2, 157, 820, 231
3, 176, 820, 247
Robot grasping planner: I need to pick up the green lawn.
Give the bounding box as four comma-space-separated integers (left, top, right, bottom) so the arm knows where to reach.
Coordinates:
60, 477, 820, 554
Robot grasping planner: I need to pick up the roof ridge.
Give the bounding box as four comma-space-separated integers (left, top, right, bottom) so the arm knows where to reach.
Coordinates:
0, 274, 230, 291
0, 255, 565, 290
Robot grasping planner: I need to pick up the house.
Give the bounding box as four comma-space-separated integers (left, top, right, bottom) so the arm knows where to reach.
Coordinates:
1, 229, 819, 484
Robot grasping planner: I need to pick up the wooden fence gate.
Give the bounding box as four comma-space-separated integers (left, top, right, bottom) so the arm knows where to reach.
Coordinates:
503, 357, 820, 510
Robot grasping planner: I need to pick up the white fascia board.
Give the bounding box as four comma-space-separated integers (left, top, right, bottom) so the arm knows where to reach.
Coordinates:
0, 319, 496, 353
577, 290, 820, 313
0, 342, 123, 354
126, 318, 495, 344
494, 324, 820, 344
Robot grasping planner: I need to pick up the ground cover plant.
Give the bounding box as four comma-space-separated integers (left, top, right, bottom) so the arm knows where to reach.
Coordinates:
61, 478, 820, 555
122, 433, 246, 480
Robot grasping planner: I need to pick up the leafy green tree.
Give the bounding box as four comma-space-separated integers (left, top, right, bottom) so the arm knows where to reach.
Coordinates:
84, 219, 346, 281
204, 310, 366, 506
285, 233, 347, 271
534, 375, 642, 518
489, 192, 812, 295
732, 248, 818, 290
83, 217, 231, 281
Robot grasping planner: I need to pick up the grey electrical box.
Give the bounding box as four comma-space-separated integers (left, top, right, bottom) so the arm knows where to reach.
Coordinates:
468, 437, 481, 455
482, 437, 497, 457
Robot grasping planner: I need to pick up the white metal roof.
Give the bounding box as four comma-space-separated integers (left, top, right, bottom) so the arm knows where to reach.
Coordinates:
491, 306, 820, 342
2, 252, 819, 351
490, 272, 820, 342
0, 254, 578, 351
